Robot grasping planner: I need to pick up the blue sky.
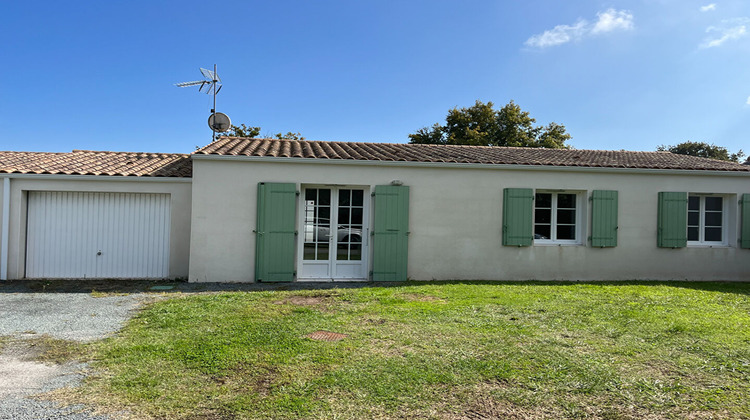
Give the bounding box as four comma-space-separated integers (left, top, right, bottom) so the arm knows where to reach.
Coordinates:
1, 0, 748, 154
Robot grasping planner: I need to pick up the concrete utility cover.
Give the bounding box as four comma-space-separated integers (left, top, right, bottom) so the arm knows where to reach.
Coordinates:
305, 330, 348, 341
149, 285, 175, 291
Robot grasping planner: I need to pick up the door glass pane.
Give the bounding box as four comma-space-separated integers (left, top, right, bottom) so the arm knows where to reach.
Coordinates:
318, 189, 331, 205
317, 243, 329, 260
339, 189, 351, 206
303, 188, 332, 261
351, 208, 363, 225
303, 243, 316, 260
338, 227, 350, 243
349, 243, 362, 260
338, 208, 351, 225
337, 246, 349, 261
352, 190, 364, 206
318, 206, 330, 223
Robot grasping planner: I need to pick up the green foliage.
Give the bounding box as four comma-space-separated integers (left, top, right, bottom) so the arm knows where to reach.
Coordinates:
409, 100, 571, 148
657, 141, 745, 162
218, 125, 306, 141
219, 124, 261, 138
274, 131, 306, 140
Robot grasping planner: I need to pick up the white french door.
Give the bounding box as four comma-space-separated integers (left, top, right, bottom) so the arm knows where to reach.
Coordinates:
297, 186, 368, 281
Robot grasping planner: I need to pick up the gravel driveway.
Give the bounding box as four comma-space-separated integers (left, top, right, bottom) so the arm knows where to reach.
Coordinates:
0, 282, 150, 420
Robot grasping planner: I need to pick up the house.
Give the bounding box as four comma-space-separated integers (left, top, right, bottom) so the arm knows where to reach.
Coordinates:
2, 138, 749, 282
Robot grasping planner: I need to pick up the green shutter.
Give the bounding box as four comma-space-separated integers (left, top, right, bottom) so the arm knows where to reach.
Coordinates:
502, 188, 533, 246
255, 182, 297, 282
741, 194, 750, 249
372, 185, 409, 282
657, 192, 687, 248
590, 190, 618, 247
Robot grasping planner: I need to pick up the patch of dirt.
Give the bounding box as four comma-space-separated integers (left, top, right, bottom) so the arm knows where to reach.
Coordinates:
305, 330, 348, 341
217, 364, 280, 397
362, 316, 387, 325
0, 339, 84, 399
457, 397, 557, 420
398, 293, 446, 303
276, 296, 328, 306
274, 292, 342, 306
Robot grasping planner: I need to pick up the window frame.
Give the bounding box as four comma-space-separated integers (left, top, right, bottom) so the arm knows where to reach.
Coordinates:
533, 190, 584, 246
687, 194, 728, 247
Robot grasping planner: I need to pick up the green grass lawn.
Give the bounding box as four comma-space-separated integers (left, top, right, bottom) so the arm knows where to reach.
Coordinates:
71, 282, 749, 419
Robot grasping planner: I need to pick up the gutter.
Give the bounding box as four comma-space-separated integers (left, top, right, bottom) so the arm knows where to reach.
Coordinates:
190, 154, 750, 178
0, 173, 192, 182
1, 177, 9, 280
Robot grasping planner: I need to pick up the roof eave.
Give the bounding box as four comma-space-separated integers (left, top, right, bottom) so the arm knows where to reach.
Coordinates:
190, 154, 750, 177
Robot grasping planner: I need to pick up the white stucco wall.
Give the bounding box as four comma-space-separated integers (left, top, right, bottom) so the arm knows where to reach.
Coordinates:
189, 157, 750, 282
0, 175, 192, 280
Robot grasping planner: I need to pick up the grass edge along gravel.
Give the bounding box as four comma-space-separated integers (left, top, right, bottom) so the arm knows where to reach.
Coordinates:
57, 281, 750, 419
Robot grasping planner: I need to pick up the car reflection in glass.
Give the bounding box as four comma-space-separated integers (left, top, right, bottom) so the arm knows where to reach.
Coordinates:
307, 219, 362, 245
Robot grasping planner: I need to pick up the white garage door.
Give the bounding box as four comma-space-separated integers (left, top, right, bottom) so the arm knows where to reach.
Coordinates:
26, 191, 171, 279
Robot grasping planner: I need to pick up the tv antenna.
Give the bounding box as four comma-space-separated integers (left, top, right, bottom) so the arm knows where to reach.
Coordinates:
175, 64, 230, 142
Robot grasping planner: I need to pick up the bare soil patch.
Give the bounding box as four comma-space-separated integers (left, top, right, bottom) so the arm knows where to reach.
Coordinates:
398, 293, 446, 303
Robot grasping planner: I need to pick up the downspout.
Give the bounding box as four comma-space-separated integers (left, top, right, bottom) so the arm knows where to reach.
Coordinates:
1, 177, 9, 280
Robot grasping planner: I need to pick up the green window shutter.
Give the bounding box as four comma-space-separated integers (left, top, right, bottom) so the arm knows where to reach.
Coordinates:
255, 182, 297, 282
372, 185, 409, 282
590, 190, 618, 247
657, 192, 687, 248
741, 194, 750, 249
502, 188, 533, 246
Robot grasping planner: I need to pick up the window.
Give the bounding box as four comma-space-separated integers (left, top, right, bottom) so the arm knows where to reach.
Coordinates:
687, 195, 725, 245
534, 192, 580, 244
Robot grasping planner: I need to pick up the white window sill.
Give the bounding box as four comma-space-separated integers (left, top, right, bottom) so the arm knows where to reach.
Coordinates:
533, 242, 583, 247
686, 243, 731, 248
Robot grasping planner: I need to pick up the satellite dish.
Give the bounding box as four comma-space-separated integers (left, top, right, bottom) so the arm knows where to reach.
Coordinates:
208, 112, 231, 132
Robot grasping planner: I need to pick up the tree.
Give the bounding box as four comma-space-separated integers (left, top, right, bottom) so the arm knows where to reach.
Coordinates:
657, 141, 745, 162
274, 132, 306, 141
409, 100, 571, 148
217, 124, 305, 141
218, 124, 261, 138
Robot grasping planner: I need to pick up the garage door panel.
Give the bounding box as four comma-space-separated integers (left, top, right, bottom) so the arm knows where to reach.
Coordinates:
26, 192, 170, 279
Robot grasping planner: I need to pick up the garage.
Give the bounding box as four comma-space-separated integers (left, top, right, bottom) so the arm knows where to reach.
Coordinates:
25, 191, 171, 279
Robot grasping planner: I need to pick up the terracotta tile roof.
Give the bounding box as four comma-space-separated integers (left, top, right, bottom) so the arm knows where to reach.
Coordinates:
195, 137, 750, 172
0, 150, 192, 177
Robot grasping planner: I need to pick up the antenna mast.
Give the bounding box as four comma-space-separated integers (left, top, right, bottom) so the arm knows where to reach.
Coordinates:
175, 64, 228, 142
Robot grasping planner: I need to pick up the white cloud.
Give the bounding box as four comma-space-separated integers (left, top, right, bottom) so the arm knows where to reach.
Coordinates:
525, 9, 633, 48
524, 20, 588, 48
700, 4, 717, 12
746, 96, 750, 105
700, 18, 749, 48
591, 9, 634, 34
